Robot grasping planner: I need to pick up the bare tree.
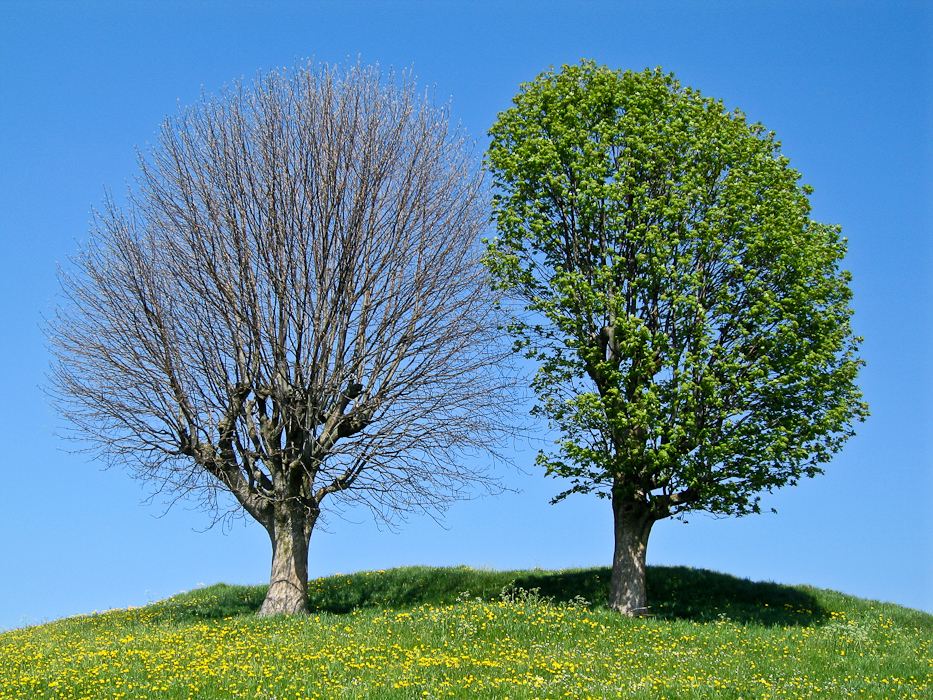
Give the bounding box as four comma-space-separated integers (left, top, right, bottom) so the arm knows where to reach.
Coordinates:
46, 61, 515, 616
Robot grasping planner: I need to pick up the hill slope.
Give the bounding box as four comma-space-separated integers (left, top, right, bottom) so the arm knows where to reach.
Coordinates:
2, 565, 930, 699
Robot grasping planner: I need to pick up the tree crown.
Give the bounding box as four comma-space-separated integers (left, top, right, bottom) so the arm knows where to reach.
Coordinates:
484, 61, 868, 518
47, 61, 516, 527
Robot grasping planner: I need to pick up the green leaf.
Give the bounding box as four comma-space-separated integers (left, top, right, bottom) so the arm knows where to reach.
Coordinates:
484, 60, 868, 521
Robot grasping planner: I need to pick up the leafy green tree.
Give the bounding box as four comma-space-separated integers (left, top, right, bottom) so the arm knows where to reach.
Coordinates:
484, 61, 868, 615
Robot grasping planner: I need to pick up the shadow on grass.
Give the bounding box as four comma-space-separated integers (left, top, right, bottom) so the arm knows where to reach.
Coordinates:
509, 565, 827, 626
143, 583, 269, 624
146, 565, 828, 627
645, 565, 829, 626
307, 566, 516, 614
303, 565, 828, 627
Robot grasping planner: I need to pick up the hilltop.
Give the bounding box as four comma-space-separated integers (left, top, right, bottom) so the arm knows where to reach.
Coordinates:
2, 565, 930, 699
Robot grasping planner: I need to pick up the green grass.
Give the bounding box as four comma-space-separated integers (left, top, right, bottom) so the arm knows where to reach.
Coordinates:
2, 565, 930, 699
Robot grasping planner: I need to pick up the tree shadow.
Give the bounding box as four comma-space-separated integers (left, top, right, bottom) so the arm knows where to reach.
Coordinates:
142, 583, 268, 624
307, 565, 830, 626
645, 565, 829, 626
306, 566, 509, 614
144, 565, 829, 627
511, 565, 828, 626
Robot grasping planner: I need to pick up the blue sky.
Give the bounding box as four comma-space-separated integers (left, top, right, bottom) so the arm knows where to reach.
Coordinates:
0, 0, 930, 631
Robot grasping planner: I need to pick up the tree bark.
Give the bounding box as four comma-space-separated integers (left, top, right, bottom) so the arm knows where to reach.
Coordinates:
257, 501, 316, 616
608, 489, 655, 616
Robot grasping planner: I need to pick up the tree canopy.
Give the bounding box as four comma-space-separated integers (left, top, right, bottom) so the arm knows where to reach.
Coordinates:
484, 61, 868, 614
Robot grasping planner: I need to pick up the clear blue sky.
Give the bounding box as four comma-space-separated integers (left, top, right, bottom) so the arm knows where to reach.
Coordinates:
1, 0, 930, 631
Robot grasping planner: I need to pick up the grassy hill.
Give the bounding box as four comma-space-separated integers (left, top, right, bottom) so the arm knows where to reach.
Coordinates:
1, 565, 930, 699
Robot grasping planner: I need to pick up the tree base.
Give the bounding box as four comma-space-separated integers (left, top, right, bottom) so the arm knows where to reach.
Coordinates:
257, 579, 309, 616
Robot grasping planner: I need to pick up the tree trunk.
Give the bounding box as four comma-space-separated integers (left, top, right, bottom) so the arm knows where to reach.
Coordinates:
608, 490, 655, 616
257, 502, 316, 616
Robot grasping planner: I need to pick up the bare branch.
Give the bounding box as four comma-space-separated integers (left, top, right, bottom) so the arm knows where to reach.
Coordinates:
45, 60, 521, 615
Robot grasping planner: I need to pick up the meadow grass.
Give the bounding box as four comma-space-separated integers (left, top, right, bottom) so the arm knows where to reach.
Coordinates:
1, 565, 930, 699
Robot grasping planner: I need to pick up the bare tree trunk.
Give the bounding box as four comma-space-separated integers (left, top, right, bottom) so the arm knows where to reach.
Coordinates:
608, 490, 655, 616
257, 502, 316, 616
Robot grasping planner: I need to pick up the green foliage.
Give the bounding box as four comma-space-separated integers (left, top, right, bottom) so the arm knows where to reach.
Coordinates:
484, 61, 868, 517
3, 567, 930, 699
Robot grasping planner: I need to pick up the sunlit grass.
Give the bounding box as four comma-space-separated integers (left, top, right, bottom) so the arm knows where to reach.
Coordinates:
2, 566, 930, 698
